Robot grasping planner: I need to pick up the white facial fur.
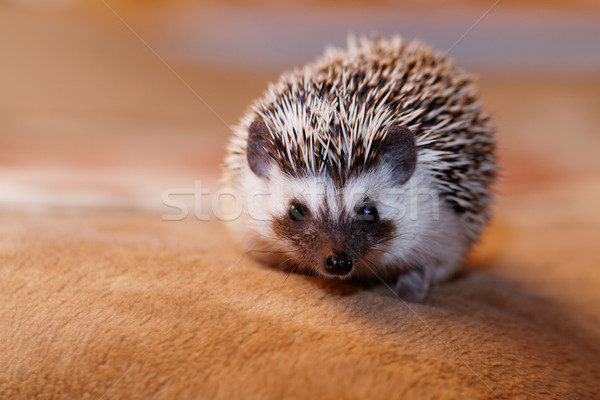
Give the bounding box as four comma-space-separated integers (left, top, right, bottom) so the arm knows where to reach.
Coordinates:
226, 159, 468, 283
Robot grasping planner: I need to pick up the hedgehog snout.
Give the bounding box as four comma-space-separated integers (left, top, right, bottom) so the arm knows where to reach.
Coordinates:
324, 251, 353, 276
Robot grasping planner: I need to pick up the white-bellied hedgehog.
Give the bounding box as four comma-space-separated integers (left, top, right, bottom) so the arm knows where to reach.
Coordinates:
222, 36, 497, 303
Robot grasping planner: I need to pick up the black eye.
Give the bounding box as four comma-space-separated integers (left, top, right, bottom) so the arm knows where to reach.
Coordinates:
288, 203, 305, 221
357, 205, 378, 221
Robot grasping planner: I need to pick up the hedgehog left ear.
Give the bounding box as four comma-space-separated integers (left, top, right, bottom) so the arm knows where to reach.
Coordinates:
246, 119, 274, 180
381, 126, 417, 185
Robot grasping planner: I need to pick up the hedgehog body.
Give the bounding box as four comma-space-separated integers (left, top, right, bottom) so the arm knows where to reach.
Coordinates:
223, 36, 497, 302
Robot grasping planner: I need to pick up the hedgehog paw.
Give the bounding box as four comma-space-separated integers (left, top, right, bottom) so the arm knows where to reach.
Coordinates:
394, 267, 430, 303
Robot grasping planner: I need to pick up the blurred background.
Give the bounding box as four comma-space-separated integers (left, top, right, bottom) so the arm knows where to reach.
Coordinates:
1, 0, 599, 244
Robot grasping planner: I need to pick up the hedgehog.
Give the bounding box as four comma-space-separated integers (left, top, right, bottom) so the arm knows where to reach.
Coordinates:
222, 35, 496, 303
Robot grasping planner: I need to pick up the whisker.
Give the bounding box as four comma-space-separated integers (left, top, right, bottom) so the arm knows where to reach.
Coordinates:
378, 231, 415, 246
362, 255, 381, 277
280, 263, 299, 288
246, 249, 297, 255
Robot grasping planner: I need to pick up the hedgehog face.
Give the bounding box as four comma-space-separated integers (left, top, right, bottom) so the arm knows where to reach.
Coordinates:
268, 175, 397, 279
242, 118, 428, 280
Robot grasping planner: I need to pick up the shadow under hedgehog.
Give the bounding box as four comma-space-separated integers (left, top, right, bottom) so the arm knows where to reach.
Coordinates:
222, 36, 497, 303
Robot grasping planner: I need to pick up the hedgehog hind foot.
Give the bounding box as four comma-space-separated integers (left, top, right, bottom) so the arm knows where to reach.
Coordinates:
394, 267, 430, 303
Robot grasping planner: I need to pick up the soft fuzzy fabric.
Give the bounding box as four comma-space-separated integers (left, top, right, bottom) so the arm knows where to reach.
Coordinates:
1, 205, 599, 399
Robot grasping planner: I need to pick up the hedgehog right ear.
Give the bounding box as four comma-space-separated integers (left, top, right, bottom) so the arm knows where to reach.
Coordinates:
246, 119, 274, 180
381, 126, 417, 185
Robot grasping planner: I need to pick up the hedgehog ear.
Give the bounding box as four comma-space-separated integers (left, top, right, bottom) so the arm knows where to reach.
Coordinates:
380, 126, 417, 185
247, 119, 274, 180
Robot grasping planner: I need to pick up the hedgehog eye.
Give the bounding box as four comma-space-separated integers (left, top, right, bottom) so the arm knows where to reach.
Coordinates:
288, 203, 305, 222
357, 205, 378, 221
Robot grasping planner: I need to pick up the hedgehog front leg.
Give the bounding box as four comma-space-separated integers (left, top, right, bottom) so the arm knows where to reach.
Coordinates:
394, 267, 430, 303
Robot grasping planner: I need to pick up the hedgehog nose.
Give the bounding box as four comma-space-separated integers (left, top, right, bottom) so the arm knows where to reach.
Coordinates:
324, 252, 353, 276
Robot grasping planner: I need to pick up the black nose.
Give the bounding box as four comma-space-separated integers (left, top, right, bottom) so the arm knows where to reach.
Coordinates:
324, 252, 353, 276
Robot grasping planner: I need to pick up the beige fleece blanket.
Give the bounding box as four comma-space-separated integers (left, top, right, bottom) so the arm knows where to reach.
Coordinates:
1, 203, 599, 399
